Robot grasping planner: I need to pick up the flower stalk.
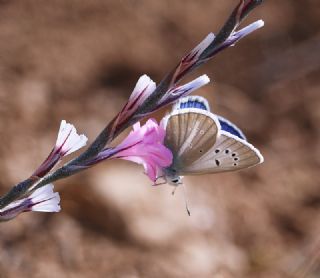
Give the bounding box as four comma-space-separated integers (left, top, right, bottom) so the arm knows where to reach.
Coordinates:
0, 0, 264, 217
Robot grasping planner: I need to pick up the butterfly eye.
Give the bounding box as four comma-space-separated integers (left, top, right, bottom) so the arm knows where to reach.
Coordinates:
172, 178, 179, 184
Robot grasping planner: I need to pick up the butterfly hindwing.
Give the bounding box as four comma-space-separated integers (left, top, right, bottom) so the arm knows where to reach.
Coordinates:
174, 97, 246, 140
173, 95, 210, 111
179, 130, 263, 175
163, 108, 220, 171
217, 115, 246, 140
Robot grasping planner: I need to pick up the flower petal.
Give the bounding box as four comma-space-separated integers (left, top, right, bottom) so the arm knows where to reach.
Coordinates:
29, 184, 61, 212
111, 119, 173, 182
235, 20, 265, 38
0, 184, 61, 221
56, 120, 88, 156
170, 75, 210, 97
117, 75, 156, 124
129, 75, 156, 104
183, 33, 215, 63
158, 75, 210, 107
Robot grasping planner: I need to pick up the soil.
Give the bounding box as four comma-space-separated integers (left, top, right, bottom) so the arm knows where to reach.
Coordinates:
0, 1, 319, 277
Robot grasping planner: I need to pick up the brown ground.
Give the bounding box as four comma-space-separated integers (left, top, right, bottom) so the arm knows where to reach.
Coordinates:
0, 1, 319, 277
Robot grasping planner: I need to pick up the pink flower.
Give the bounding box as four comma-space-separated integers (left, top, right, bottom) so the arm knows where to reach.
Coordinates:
111, 119, 173, 182
0, 184, 60, 221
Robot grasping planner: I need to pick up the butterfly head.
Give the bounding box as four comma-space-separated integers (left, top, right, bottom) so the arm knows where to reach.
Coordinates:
168, 176, 183, 186
162, 167, 183, 186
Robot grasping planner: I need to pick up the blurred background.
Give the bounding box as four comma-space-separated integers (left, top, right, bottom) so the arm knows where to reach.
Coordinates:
0, 0, 319, 277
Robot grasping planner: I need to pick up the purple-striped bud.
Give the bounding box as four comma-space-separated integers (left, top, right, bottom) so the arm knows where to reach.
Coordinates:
0, 184, 60, 221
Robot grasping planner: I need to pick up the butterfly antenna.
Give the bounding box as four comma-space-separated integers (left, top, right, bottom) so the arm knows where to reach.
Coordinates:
182, 184, 191, 216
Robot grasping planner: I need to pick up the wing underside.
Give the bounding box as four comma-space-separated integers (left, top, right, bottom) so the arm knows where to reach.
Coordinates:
163, 97, 263, 177
179, 131, 263, 175
164, 108, 220, 170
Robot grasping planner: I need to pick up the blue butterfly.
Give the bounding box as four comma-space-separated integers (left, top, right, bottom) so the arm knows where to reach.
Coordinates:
160, 96, 264, 214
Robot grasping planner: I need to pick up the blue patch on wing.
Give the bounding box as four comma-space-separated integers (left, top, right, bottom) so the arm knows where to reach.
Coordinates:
179, 100, 208, 110
218, 117, 246, 140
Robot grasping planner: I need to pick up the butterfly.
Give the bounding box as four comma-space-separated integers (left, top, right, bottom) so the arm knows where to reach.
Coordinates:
159, 96, 264, 214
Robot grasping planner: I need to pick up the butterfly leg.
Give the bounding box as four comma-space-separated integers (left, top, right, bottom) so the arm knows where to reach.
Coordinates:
171, 183, 191, 216
152, 176, 167, 186
182, 184, 191, 216
152, 181, 167, 186
171, 186, 177, 195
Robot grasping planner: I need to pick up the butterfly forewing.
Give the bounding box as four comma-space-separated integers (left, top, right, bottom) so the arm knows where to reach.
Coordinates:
179, 131, 263, 175
164, 109, 220, 170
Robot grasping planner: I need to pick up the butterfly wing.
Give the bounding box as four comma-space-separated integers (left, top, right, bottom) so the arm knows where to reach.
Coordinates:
217, 115, 246, 140
163, 108, 220, 171
173, 95, 210, 111
174, 96, 246, 139
179, 130, 264, 175
163, 95, 263, 177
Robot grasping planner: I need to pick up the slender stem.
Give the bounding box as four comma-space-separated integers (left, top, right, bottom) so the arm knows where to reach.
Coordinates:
0, 0, 264, 210
0, 178, 38, 209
